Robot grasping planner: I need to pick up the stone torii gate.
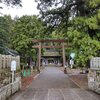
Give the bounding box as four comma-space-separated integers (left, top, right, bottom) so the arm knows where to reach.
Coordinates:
32, 39, 68, 72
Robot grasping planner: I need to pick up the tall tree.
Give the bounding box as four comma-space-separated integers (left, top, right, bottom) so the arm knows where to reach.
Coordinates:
12, 15, 46, 62
35, 0, 100, 67
35, 0, 100, 35
0, 15, 13, 47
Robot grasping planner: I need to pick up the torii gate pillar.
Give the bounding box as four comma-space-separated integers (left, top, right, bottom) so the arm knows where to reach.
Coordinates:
38, 42, 41, 72
62, 42, 66, 67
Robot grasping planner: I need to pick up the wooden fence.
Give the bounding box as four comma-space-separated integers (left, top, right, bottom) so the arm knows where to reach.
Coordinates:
0, 54, 20, 69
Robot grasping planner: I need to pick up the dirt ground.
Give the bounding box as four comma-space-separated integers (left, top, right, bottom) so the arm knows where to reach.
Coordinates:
60, 67, 88, 89
21, 70, 38, 90
68, 74, 88, 89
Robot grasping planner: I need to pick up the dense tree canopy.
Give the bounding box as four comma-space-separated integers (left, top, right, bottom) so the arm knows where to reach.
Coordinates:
36, 0, 100, 35
35, 0, 100, 67
0, 0, 21, 6
11, 15, 47, 62
0, 15, 13, 47
0, 15, 47, 62
0, 0, 100, 67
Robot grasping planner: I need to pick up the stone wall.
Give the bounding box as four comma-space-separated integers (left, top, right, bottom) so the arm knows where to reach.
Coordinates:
88, 69, 100, 94
0, 77, 21, 100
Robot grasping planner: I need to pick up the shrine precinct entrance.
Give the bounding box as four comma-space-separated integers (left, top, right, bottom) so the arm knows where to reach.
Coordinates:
32, 39, 68, 72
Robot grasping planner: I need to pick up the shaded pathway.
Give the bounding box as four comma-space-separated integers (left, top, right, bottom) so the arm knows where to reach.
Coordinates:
9, 67, 99, 100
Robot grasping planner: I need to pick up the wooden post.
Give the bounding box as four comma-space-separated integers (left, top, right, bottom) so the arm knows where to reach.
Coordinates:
2, 55, 6, 68
8, 55, 12, 68
62, 42, 66, 67
62, 42, 67, 73
0, 54, 2, 69
38, 42, 41, 72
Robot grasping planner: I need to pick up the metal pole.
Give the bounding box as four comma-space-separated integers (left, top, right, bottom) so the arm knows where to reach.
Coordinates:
12, 70, 14, 83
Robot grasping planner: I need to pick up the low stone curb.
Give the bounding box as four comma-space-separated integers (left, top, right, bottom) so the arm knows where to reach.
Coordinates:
0, 77, 21, 100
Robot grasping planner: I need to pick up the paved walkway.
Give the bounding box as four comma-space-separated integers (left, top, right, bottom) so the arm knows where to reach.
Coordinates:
9, 67, 99, 100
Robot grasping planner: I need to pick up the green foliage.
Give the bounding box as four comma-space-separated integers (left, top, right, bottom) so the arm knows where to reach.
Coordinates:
66, 29, 100, 67
35, 0, 100, 68
11, 15, 46, 62
76, 36, 100, 67
49, 31, 64, 39
85, 16, 99, 30
36, 0, 100, 35
86, 0, 100, 8
0, 15, 13, 49
0, 0, 100, 69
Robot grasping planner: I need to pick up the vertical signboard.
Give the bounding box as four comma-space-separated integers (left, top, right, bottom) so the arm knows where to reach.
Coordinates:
11, 60, 16, 83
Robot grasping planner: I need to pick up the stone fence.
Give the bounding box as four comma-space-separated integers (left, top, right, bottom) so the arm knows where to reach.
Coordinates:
0, 54, 20, 69
88, 57, 100, 94
0, 77, 21, 100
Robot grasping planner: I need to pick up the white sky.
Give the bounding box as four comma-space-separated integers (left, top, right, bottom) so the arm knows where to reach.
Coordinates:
0, 0, 39, 18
